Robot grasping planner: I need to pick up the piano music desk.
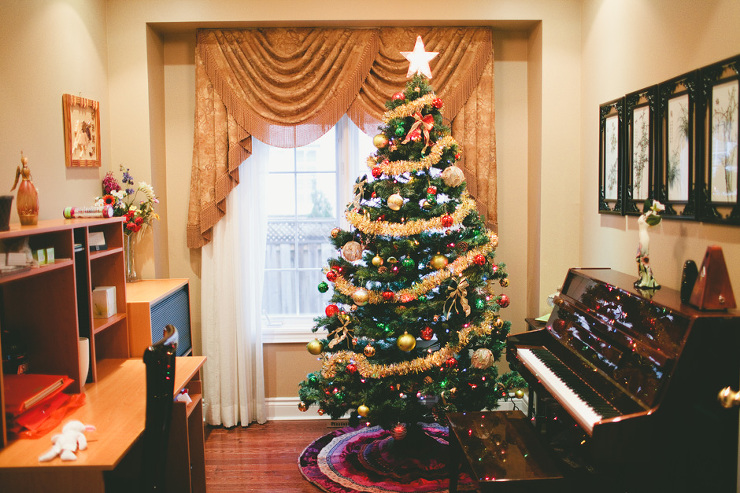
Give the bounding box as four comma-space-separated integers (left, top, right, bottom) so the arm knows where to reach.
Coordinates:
447, 410, 565, 492
0, 356, 206, 493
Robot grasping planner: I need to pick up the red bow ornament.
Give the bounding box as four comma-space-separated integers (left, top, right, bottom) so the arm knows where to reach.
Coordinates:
402, 112, 434, 152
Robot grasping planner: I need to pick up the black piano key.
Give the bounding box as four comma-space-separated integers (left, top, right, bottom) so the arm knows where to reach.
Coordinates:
529, 348, 622, 420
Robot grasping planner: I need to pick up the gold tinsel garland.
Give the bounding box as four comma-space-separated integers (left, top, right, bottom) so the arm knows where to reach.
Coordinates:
366, 136, 459, 176
382, 93, 438, 124
346, 192, 477, 237
330, 231, 497, 304
320, 312, 496, 379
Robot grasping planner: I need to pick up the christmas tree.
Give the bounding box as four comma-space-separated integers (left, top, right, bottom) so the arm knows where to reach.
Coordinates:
298, 37, 522, 434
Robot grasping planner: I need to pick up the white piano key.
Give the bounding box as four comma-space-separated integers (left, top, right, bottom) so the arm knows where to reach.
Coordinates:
517, 347, 603, 434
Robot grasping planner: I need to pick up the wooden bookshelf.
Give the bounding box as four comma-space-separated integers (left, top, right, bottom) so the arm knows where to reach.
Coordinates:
0, 218, 128, 447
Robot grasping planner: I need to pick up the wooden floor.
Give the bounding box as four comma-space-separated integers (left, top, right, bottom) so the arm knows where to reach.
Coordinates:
204, 420, 332, 492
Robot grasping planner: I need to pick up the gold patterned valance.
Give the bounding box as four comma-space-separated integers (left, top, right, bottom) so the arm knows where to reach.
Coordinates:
188, 27, 495, 248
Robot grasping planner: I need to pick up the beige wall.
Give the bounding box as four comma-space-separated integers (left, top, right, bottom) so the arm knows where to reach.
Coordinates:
0, 0, 109, 217
580, 0, 740, 292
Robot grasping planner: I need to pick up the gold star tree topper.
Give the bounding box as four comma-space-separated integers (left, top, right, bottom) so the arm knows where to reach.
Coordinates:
401, 36, 439, 79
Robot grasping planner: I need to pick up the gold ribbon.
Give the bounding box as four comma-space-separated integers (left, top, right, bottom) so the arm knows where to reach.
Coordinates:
444, 277, 470, 318
402, 112, 434, 152
328, 315, 354, 349
349, 176, 367, 210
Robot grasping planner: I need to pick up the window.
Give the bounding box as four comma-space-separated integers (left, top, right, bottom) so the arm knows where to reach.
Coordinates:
262, 116, 375, 342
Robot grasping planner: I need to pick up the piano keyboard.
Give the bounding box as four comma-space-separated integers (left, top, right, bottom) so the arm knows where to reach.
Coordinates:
517, 347, 621, 434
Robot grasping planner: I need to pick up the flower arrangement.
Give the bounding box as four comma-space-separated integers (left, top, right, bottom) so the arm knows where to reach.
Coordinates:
96, 165, 159, 236
635, 199, 664, 290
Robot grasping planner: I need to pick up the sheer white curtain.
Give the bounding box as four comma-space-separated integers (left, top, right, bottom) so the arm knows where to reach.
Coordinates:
201, 140, 268, 427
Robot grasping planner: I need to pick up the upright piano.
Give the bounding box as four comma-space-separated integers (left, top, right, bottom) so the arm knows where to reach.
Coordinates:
507, 268, 740, 492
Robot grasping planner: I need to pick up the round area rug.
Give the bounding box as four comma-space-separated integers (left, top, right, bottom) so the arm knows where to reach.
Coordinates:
299, 423, 476, 493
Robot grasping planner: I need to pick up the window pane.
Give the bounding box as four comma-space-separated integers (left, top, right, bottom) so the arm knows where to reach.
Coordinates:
266, 146, 295, 172
262, 269, 297, 316
296, 172, 336, 218
299, 269, 331, 314
297, 219, 337, 268
297, 128, 336, 172
266, 174, 296, 216
265, 222, 296, 269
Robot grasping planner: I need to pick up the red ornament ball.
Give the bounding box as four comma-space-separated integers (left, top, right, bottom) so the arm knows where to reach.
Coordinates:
455, 153, 461, 160
445, 357, 458, 368
346, 363, 357, 374
498, 294, 510, 308
326, 270, 338, 282
473, 254, 486, 266
426, 186, 437, 195
441, 214, 454, 227
325, 304, 340, 317
420, 326, 434, 341
392, 92, 406, 101
432, 97, 443, 109
382, 290, 395, 301
372, 166, 383, 178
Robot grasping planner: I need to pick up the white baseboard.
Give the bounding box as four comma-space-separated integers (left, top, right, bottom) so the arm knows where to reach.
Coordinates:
267, 395, 529, 421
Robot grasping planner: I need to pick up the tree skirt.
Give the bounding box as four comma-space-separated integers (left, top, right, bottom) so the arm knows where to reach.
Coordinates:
299, 423, 476, 493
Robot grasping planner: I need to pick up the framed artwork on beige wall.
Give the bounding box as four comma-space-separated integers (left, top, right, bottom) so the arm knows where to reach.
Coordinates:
657, 71, 698, 220
698, 55, 740, 224
62, 94, 101, 167
598, 98, 624, 214
624, 86, 658, 216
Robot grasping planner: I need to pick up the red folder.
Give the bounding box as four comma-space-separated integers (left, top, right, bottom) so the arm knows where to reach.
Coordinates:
3, 374, 73, 416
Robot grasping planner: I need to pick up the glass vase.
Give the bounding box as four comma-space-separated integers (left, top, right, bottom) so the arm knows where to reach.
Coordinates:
125, 234, 140, 283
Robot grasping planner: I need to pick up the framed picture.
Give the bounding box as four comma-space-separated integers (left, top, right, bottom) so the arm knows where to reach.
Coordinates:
656, 72, 698, 219
698, 55, 740, 224
62, 94, 101, 167
599, 98, 624, 214
624, 86, 658, 215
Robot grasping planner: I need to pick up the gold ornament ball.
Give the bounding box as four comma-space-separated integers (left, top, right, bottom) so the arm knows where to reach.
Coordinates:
357, 404, 370, 417
387, 193, 404, 211
330, 227, 341, 238
364, 344, 376, 357
494, 318, 505, 329
441, 165, 465, 187
471, 348, 494, 369
372, 255, 384, 267
500, 278, 509, 288
397, 332, 417, 352
306, 339, 323, 355
373, 134, 389, 149
430, 254, 449, 270
352, 288, 370, 306
342, 241, 363, 262
514, 389, 525, 399
298, 402, 308, 412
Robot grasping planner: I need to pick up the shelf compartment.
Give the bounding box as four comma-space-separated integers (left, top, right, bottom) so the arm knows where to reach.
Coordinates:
0, 259, 73, 285
92, 312, 127, 335
89, 246, 123, 261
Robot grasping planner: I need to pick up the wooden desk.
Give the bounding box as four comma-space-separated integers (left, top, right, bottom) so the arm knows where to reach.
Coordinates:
0, 356, 206, 493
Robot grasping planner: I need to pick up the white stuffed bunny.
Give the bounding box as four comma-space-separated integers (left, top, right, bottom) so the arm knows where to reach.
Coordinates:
38, 420, 96, 462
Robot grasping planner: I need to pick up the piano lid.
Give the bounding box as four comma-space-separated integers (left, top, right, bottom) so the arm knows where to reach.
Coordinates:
547, 268, 694, 410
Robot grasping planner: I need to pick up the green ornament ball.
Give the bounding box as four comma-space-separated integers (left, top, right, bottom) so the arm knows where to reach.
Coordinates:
318, 281, 329, 293
402, 258, 415, 269
419, 295, 427, 302
395, 126, 405, 137
475, 299, 485, 310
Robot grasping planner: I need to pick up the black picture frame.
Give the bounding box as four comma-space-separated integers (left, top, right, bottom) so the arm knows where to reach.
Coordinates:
656, 71, 698, 220
697, 55, 740, 224
624, 86, 658, 215
599, 98, 625, 214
